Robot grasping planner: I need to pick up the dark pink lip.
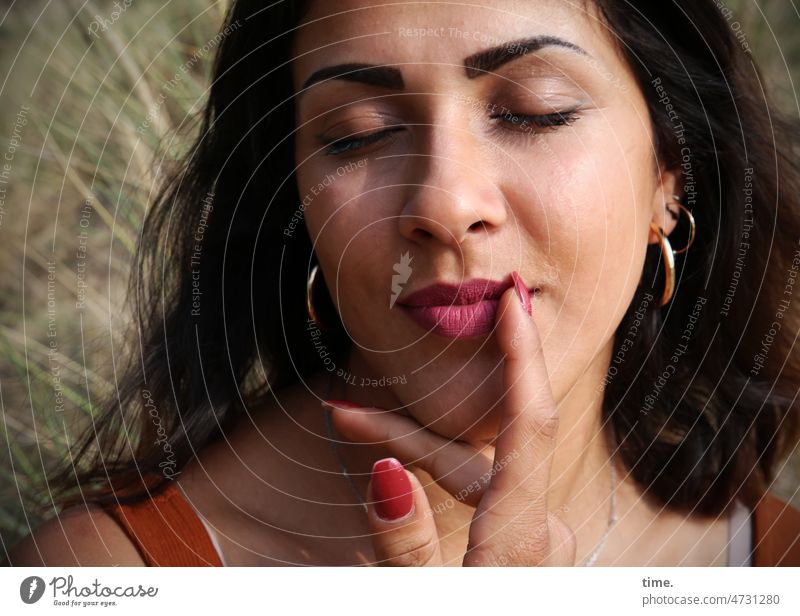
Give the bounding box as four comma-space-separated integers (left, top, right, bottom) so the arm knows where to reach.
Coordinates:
399, 278, 512, 307
397, 277, 533, 338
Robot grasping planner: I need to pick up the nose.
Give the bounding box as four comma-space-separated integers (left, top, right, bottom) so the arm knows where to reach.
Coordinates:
398, 128, 507, 248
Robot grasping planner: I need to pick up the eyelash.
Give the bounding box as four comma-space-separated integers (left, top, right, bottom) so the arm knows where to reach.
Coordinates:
491, 109, 580, 133
323, 126, 404, 156
322, 110, 580, 156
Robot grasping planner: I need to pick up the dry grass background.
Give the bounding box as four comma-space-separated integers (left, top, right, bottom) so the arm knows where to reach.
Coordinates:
0, 0, 231, 550
0, 0, 798, 553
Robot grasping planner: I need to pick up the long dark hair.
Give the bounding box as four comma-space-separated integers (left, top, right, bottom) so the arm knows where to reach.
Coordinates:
53, 0, 800, 517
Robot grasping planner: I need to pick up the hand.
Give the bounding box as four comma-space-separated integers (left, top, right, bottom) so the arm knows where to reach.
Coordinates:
325, 272, 576, 566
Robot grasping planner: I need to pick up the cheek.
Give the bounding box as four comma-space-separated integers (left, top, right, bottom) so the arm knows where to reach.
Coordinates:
299, 168, 404, 349
578, 184, 648, 301
505, 126, 653, 390
538, 119, 652, 305
299, 159, 382, 267
299, 154, 402, 243
575, 138, 654, 316
299, 163, 369, 240
506, 140, 649, 299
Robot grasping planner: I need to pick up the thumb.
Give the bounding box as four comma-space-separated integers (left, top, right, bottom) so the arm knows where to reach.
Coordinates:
367, 458, 443, 567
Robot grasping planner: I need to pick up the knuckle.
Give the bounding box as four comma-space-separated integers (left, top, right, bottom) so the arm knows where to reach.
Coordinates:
427, 452, 450, 483
466, 511, 555, 566
377, 530, 439, 567
465, 536, 551, 567
464, 543, 504, 566
516, 521, 553, 564
505, 406, 559, 450
505, 395, 558, 431
529, 409, 559, 441
381, 419, 400, 444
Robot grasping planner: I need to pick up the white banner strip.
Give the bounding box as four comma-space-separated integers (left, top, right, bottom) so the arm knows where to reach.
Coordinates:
2, 567, 798, 615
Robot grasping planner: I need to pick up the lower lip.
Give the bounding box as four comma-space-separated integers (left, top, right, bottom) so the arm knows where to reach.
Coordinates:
400, 299, 503, 338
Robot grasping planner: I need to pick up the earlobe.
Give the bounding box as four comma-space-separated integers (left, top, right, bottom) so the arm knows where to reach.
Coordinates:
648, 188, 697, 272
648, 168, 682, 244
648, 194, 683, 244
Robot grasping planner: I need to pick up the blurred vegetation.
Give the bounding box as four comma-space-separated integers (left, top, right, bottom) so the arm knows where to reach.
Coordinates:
0, 0, 230, 552
0, 0, 798, 554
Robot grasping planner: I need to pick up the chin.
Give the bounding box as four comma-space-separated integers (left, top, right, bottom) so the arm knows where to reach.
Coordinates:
389, 353, 504, 440
410, 398, 502, 444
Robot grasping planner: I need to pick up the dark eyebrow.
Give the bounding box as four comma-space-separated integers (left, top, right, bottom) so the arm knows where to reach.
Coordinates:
301, 63, 404, 92
464, 35, 588, 78
299, 35, 587, 94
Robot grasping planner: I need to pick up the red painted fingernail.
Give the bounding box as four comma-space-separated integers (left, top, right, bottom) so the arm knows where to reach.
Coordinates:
511, 271, 532, 316
321, 399, 365, 410
371, 458, 414, 521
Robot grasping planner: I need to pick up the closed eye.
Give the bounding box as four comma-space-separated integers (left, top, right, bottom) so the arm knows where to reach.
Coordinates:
320, 109, 579, 156
491, 109, 580, 132
322, 127, 404, 156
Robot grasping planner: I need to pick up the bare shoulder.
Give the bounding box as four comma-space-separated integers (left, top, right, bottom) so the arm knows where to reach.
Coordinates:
7, 504, 145, 566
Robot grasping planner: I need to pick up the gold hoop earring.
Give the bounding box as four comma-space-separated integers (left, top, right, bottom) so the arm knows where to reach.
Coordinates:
307, 263, 337, 330
651, 197, 697, 306
307, 263, 323, 326
650, 222, 676, 307
670, 202, 696, 255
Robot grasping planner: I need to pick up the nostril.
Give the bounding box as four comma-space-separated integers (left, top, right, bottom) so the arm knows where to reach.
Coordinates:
468, 221, 485, 231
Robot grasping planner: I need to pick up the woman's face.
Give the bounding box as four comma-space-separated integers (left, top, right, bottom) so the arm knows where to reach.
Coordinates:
292, 0, 678, 442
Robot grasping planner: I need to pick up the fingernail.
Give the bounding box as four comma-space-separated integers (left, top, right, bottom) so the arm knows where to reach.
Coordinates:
511, 271, 532, 316
321, 399, 365, 410
371, 457, 414, 521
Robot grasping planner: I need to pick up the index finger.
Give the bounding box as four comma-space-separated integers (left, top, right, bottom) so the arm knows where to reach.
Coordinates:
481, 272, 558, 516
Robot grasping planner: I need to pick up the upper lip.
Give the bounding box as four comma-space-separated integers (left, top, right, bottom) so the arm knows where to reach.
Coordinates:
398, 277, 528, 307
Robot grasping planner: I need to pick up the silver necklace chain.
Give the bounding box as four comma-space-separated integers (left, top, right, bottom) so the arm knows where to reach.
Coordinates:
584, 461, 617, 567
322, 374, 617, 566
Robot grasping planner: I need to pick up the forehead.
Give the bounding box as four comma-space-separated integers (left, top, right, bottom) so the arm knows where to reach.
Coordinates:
291, 0, 614, 88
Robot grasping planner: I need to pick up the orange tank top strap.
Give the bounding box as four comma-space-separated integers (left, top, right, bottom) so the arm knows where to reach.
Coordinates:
753, 492, 800, 566
102, 477, 223, 567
